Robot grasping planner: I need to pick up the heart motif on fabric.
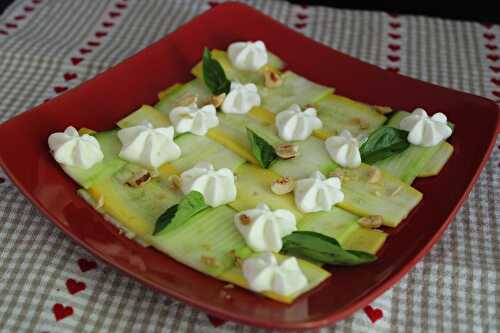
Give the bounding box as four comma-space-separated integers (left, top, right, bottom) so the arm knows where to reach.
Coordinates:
0, 30, 7, 36
78, 258, 97, 272
71, 57, 83, 66
387, 12, 399, 18
490, 66, 500, 73
95, 31, 107, 38
87, 41, 100, 47
386, 66, 400, 72
363, 305, 383, 323
63, 72, 77, 81
32, 0, 42, 3
387, 55, 400, 62
481, 22, 493, 29
52, 303, 74, 321
208, 1, 219, 7
109, 11, 121, 18
207, 315, 226, 328
487, 54, 499, 62
297, 13, 308, 20
115, 2, 127, 9
5, 23, 18, 29
491, 78, 500, 86
388, 44, 401, 51
24, 6, 34, 12
79, 48, 91, 54
66, 278, 86, 295
389, 22, 401, 29
102, 21, 114, 28
294, 22, 306, 29
483, 33, 495, 41
54, 86, 68, 94
388, 33, 401, 39
486, 44, 498, 51
493, 91, 500, 98
14, 15, 26, 20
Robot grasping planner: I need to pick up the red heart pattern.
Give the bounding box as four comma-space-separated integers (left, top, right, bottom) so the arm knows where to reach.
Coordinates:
95, 31, 107, 38
481, 22, 493, 29
294, 22, 306, 29
52, 303, 74, 321
116, 2, 127, 9
14, 15, 26, 20
0, 30, 7, 36
87, 41, 100, 47
388, 33, 401, 40
24, 6, 34, 12
492, 91, 500, 98
71, 57, 83, 65
208, 1, 219, 7
297, 13, 308, 20
79, 48, 91, 54
32, 0, 42, 3
389, 22, 401, 29
66, 278, 86, 295
490, 66, 500, 73
487, 54, 499, 62
54, 86, 68, 94
6, 23, 18, 29
64, 72, 77, 81
78, 258, 97, 272
363, 305, 383, 323
109, 11, 121, 18
387, 12, 399, 18
483, 33, 495, 41
386, 66, 400, 72
491, 78, 500, 86
387, 55, 400, 62
486, 44, 498, 51
388, 44, 401, 51
102, 21, 114, 28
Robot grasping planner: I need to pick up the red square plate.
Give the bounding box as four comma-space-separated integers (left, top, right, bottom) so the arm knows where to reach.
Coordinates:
0, 3, 498, 330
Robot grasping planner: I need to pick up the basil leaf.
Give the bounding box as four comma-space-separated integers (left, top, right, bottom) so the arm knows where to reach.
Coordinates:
153, 191, 208, 235
202, 48, 230, 95
246, 128, 278, 168
153, 204, 178, 235
360, 126, 410, 164
282, 231, 377, 266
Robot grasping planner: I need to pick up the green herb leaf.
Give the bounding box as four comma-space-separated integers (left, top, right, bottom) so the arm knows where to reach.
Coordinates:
360, 126, 410, 164
282, 231, 377, 266
153, 191, 208, 235
202, 48, 231, 95
246, 128, 278, 168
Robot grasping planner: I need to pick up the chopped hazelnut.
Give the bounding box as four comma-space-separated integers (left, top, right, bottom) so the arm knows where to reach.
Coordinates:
358, 215, 383, 228
210, 93, 226, 108
374, 105, 394, 115
275, 143, 299, 159
239, 214, 251, 225
271, 176, 295, 195
126, 169, 152, 187
168, 175, 182, 191
264, 69, 283, 88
